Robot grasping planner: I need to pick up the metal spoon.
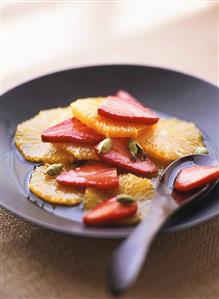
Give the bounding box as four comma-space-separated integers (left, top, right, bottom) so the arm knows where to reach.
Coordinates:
108, 154, 218, 295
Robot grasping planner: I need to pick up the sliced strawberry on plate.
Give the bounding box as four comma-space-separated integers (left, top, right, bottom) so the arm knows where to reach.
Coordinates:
174, 165, 219, 192
98, 96, 159, 125
56, 163, 119, 189
83, 196, 137, 226
41, 118, 103, 144
95, 138, 158, 176
115, 89, 144, 108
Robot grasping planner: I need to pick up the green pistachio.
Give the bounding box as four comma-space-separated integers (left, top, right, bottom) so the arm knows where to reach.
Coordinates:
128, 139, 138, 160
116, 194, 135, 204
96, 138, 112, 154
195, 146, 208, 155
128, 139, 146, 161
46, 164, 63, 176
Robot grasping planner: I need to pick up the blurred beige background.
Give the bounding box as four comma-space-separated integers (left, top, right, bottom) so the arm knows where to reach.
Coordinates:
2, 1, 218, 93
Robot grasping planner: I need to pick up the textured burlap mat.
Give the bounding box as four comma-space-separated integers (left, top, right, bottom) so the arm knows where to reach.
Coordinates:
1, 208, 218, 299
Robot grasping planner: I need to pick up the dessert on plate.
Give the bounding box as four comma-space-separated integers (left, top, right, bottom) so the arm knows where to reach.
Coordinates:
15, 90, 211, 226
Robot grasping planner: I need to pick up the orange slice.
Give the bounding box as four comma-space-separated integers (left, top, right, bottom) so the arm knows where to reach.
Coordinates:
71, 97, 147, 138
119, 173, 154, 199
61, 143, 99, 161
136, 118, 205, 166
29, 164, 83, 206
15, 107, 74, 163
83, 173, 154, 210
42, 144, 74, 164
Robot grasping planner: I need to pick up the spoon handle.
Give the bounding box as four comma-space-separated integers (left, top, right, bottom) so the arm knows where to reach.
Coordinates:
108, 193, 178, 295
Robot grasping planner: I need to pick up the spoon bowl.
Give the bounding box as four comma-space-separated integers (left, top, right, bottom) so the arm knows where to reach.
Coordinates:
108, 154, 218, 295
159, 154, 218, 203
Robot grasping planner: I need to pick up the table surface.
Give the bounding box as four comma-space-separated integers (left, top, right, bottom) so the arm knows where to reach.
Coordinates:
1, 4, 219, 299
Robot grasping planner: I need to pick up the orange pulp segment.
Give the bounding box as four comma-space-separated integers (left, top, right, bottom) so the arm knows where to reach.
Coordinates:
29, 164, 83, 206
15, 107, 74, 163
136, 118, 205, 166
83, 173, 154, 210
60, 143, 99, 161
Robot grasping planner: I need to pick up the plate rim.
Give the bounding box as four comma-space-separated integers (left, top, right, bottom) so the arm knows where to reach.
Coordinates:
1, 63, 218, 97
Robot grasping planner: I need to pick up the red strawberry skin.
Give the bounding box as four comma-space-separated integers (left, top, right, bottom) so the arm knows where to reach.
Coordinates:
41, 118, 103, 144
83, 196, 137, 226
115, 90, 145, 108
95, 138, 158, 176
174, 165, 219, 192
98, 96, 159, 125
56, 163, 119, 189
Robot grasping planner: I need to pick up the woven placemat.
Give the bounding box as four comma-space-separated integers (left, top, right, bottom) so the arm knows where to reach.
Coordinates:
0, 207, 218, 299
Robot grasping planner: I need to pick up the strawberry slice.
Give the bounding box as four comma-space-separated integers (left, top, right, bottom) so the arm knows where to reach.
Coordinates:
98, 96, 159, 125
41, 118, 103, 144
56, 163, 119, 189
95, 138, 158, 176
174, 165, 219, 192
83, 196, 137, 226
115, 90, 145, 108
